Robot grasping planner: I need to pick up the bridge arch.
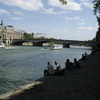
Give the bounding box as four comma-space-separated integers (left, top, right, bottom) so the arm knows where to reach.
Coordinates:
12, 39, 97, 48
12, 40, 33, 46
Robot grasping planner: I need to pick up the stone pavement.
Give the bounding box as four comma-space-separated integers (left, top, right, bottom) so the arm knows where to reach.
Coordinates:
0, 49, 100, 100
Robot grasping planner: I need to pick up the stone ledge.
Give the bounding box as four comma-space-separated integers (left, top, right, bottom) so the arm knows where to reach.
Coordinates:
0, 81, 43, 100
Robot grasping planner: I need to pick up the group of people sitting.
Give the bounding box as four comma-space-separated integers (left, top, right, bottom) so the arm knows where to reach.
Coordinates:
65, 52, 88, 70
44, 61, 61, 76
44, 52, 88, 76
65, 58, 81, 70
79, 52, 88, 61
44, 58, 81, 76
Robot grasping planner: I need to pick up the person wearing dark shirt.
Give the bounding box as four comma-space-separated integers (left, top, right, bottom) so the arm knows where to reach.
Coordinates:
65, 59, 72, 70
73, 58, 81, 68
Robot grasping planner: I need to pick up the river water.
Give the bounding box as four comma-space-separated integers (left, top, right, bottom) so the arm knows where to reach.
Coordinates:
0, 45, 91, 95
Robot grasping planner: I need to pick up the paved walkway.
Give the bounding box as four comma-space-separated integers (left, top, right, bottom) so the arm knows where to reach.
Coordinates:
1, 48, 100, 100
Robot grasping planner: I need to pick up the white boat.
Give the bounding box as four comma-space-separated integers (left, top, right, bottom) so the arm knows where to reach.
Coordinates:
45, 44, 63, 50
0, 41, 5, 49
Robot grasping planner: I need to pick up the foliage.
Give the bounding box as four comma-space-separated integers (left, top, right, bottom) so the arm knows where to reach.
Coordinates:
49, 37, 55, 39
59, 0, 67, 5
92, 37, 96, 41
23, 32, 56, 40
93, 0, 100, 41
93, 0, 100, 15
96, 28, 100, 41
38, 36, 45, 39
23, 32, 34, 39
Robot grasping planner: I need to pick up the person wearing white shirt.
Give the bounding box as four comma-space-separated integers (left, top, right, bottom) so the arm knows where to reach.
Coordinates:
54, 61, 61, 75
44, 62, 54, 76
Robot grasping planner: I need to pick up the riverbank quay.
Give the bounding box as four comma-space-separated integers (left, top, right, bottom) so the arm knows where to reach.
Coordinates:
0, 48, 100, 100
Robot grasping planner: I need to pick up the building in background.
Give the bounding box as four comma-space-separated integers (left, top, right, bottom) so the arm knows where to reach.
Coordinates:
0, 20, 5, 39
0, 20, 25, 45
32, 33, 44, 38
0, 20, 45, 45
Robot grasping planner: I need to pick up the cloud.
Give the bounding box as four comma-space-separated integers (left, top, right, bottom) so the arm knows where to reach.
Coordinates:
83, 2, 93, 9
62, 29, 69, 32
65, 16, 80, 20
80, 0, 89, 1
13, 10, 24, 15
44, 8, 57, 15
78, 22, 85, 25
44, 8, 68, 15
28, 22, 31, 23
0, 0, 43, 11
0, 9, 10, 15
78, 26, 96, 31
48, 0, 82, 11
81, 19, 85, 21
12, 17, 21, 20
59, 11, 68, 14
52, 29, 60, 32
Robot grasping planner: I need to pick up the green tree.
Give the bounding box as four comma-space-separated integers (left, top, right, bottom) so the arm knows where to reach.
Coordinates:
23, 32, 27, 39
59, 0, 67, 5
92, 37, 96, 41
93, 0, 100, 41
93, 0, 100, 15
23, 32, 34, 39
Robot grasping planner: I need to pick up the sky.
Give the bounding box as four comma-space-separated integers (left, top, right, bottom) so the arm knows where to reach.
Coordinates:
0, 0, 98, 41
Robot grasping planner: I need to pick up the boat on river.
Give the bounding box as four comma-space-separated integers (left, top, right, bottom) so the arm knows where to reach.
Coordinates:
0, 41, 5, 49
45, 44, 63, 50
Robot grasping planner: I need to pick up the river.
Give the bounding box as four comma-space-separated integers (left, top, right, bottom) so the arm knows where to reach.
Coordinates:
0, 45, 91, 95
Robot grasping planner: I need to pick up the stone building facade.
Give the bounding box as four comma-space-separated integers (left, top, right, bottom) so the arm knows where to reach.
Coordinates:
0, 20, 25, 45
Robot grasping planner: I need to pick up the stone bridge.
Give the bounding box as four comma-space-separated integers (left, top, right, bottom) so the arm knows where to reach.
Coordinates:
11, 39, 99, 48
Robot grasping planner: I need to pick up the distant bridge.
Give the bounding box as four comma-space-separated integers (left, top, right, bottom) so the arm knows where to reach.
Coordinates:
11, 39, 100, 48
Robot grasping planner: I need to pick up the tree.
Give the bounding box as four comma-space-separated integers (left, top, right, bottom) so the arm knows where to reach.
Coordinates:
59, 0, 67, 5
93, 0, 100, 41
23, 32, 34, 39
93, 0, 100, 15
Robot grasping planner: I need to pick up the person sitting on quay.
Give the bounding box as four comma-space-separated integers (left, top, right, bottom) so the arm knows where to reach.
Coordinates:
91, 47, 97, 55
54, 61, 61, 71
79, 54, 86, 61
54, 61, 62, 75
84, 52, 88, 60
73, 58, 81, 69
44, 61, 64, 76
65, 59, 72, 70
44, 62, 54, 76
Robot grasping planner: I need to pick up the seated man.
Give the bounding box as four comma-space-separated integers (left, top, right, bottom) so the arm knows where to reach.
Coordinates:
73, 58, 81, 69
44, 62, 54, 76
54, 61, 61, 75
81, 54, 86, 60
65, 59, 72, 70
